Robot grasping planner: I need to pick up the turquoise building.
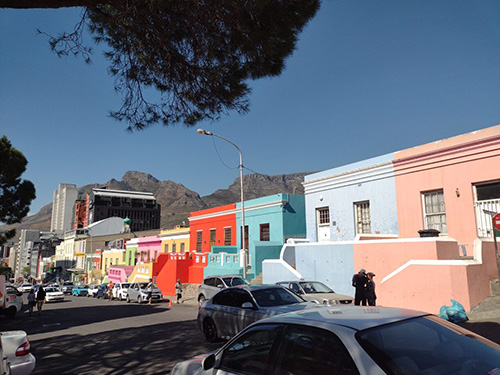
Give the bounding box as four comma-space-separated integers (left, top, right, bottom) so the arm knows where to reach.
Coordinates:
204, 193, 306, 281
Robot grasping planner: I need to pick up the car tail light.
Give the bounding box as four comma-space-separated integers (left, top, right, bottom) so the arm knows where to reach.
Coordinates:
16, 341, 31, 357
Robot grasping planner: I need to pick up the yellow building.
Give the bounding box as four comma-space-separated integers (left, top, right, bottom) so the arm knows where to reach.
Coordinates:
160, 226, 190, 253
101, 249, 126, 275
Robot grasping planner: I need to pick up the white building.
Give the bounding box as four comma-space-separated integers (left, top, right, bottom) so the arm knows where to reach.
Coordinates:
51, 183, 78, 234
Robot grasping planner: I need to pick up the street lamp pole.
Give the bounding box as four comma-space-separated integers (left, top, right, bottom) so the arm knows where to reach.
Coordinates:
197, 129, 248, 279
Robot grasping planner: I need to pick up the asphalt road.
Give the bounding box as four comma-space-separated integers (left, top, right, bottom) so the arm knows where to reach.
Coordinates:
1, 294, 220, 375
2, 293, 500, 375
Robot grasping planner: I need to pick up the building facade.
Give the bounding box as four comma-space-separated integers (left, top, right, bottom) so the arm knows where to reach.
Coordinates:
51, 183, 78, 234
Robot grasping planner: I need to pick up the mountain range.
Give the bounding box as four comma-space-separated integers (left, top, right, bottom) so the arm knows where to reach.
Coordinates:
1, 170, 311, 238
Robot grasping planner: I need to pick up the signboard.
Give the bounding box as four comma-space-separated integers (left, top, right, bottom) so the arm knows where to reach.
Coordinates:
494, 213, 500, 237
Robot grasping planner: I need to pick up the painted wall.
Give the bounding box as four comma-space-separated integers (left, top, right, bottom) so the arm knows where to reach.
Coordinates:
160, 227, 190, 253
303, 154, 398, 242
189, 204, 237, 253
235, 194, 306, 279
125, 238, 138, 266
394, 125, 500, 254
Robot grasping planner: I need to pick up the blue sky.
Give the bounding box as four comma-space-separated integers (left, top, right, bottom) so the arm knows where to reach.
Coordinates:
1, 1, 500, 216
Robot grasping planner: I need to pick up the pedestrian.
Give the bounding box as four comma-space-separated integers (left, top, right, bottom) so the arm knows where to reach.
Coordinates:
352, 269, 368, 306
36, 285, 46, 315
27, 288, 36, 317
366, 272, 377, 306
175, 279, 183, 304
108, 281, 114, 301
146, 278, 153, 305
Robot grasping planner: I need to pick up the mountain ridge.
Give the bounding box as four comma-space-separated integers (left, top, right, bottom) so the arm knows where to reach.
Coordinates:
0, 170, 312, 238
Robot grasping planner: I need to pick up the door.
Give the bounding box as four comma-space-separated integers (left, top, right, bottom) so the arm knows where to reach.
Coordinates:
316, 207, 331, 242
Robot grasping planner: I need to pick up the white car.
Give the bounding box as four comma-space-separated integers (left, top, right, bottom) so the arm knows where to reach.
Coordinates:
2, 286, 24, 319
17, 284, 33, 294
111, 282, 131, 301
1, 330, 36, 375
43, 287, 64, 303
87, 285, 100, 298
173, 305, 500, 375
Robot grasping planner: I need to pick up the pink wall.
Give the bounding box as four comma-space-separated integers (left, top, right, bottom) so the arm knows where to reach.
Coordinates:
394, 126, 500, 254
354, 238, 498, 313
137, 236, 162, 262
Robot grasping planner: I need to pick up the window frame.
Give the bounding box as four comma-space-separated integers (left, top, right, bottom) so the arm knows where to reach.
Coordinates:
260, 223, 270, 241
354, 200, 371, 235
421, 189, 447, 235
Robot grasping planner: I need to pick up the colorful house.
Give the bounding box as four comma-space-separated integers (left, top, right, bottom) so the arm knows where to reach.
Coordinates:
127, 235, 162, 283
264, 124, 500, 314
205, 194, 306, 281
160, 226, 190, 253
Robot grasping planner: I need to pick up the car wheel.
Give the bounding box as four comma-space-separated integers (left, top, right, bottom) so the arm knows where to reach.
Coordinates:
203, 318, 218, 343
198, 294, 206, 303
137, 296, 142, 304
126, 295, 130, 303
5, 306, 16, 319
119, 295, 123, 301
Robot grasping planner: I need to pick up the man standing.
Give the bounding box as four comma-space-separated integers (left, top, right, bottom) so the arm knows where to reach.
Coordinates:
352, 269, 368, 306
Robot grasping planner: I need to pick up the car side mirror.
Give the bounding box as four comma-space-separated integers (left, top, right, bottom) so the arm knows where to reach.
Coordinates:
216, 284, 223, 288
202, 354, 216, 370
241, 302, 255, 310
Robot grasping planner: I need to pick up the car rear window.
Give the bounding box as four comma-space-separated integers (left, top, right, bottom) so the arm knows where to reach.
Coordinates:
252, 288, 304, 306
357, 315, 500, 375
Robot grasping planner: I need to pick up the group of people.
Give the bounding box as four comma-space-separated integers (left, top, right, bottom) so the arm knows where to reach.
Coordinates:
27, 286, 46, 316
352, 269, 377, 306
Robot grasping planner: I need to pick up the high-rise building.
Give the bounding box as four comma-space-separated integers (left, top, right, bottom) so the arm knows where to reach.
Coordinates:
51, 183, 78, 234
88, 188, 161, 232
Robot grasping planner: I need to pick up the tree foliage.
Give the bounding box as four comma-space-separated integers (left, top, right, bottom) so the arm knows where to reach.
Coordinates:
3, 0, 320, 131
0, 136, 36, 245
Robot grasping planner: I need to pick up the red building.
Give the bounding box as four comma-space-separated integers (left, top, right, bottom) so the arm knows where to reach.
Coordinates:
189, 203, 237, 253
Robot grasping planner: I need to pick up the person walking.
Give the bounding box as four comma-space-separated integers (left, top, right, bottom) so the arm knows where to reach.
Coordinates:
36, 285, 46, 315
27, 288, 36, 317
108, 281, 114, 301
352, 269, 368, 306
175, 279, 183, 304
146, 278, 153, 305
365, 272, 377, 306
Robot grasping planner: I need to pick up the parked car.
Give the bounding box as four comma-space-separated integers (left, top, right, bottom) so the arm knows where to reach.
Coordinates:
86, 285, 99, 298
2, 285, 24, 319
17, 284, 33, 294
198, 275, 248, 303
71, 285, 89, 297
61, 281, 74, 294
112, 282, 131, 301
43, 287, 64, 303
126, 282, 162, 303
198, 285, 314, 343
176, 305, 500, 375
276, 280, 354, 305
1, 330, 36, 375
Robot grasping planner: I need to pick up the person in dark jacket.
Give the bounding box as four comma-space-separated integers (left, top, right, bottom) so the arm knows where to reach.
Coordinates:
352, 269, 368, 306
36, 286, 46, 315
366, 272, 377, 306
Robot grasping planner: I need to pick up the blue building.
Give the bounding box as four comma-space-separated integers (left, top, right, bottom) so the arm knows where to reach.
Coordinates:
204, 193, 306, 281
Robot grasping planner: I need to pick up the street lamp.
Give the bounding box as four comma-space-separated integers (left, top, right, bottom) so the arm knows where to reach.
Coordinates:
197, 129, 248, 279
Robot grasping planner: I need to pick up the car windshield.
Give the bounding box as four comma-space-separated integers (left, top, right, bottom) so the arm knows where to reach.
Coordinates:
299, 282, 333, 293
223, 277, 247, 287
357, 315, 500, 375
45, 287, 59, 292
252, 287, 304, 307
121, 283, 130, 288
138, 283, 150, 288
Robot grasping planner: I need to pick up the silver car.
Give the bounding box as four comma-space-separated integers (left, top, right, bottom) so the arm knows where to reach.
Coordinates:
197, 285, 314, 342
276, 280, 353, 305
126, 282, 162, 303
1, 330, 36, 375
198, 275, 248, 302
176, 305, 500, 375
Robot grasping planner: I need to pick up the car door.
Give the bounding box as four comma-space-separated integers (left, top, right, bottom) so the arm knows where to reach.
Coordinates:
234, 289, 266, 333
210, 289, 241, 337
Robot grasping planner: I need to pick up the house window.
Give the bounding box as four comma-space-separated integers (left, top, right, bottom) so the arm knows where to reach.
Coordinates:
354, 201, 371, 234
196, 231, 202, 251
172, 243, 177, 252
164, 244, 169, 252
317, 207, 330, 225
180, 243, 185, 253
224, 227, 232, 246
474, 181, 500, 237
422, 190, 447, 234
260, 223, 270, 241
210, 229, 216, 249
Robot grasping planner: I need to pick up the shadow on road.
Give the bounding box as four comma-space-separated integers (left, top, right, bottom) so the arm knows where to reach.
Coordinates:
459, 320, 500, 345
30, 319, 220, 375
1, 302, 171, 336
